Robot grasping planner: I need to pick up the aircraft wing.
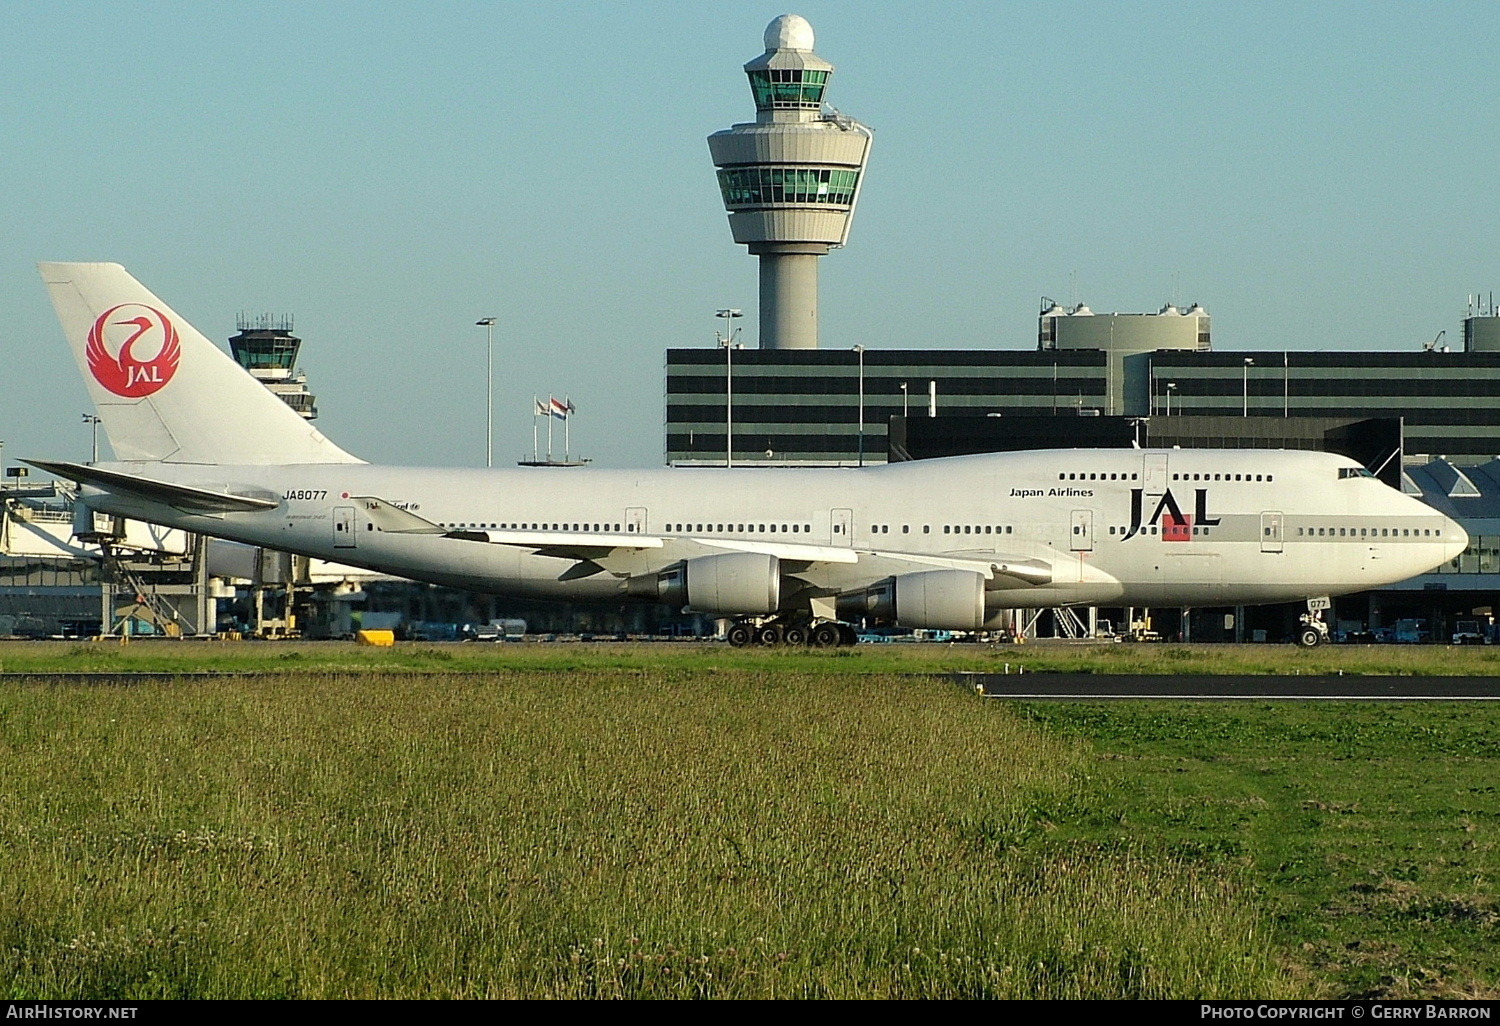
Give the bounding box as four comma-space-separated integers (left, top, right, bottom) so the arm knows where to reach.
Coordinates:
873, 550, 1054, 586
348, 496, 667, 558
459, 526, 666, 581
350, 496, 450, 535
460, 528, 665, 559
24, 460, 280, 514
678, 536, 858, 567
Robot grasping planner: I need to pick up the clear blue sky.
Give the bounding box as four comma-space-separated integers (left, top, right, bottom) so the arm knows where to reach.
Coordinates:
4, 1, 1497, 469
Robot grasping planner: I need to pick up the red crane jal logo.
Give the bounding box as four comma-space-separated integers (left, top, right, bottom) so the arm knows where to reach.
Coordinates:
86, 304, 181, 397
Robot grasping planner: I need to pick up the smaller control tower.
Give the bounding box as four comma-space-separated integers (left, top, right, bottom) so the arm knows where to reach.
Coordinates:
228, 315, 318, 419
708, 15, 872, 350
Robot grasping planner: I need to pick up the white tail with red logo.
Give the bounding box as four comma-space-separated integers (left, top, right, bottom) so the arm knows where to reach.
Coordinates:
39, 262, 362, 465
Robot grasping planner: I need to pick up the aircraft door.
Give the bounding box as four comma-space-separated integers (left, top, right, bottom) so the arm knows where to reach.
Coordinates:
1143, 453, 1168, 494
1070, 509, 1094, 552
625, 507, 647, 534
831, 508, 853, 546
333, 506, 356, 549
1260, 511, 1284, 553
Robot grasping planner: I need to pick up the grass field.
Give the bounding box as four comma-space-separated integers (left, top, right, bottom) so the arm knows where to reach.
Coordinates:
8, 636, 1500, 676
2, 641, 1497, 998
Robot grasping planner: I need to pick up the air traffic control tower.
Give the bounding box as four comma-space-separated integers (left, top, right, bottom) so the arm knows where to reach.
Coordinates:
708, 15, 872, 350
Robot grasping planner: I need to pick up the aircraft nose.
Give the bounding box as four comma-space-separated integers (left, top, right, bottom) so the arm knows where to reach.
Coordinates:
1443, 516, 1470, 563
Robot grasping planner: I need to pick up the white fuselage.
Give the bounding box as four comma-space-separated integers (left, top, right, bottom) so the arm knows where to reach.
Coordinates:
79, 448, 1465, 613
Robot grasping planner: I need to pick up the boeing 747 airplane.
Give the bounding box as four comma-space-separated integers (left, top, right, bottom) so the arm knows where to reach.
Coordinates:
28, 263, 1466, 646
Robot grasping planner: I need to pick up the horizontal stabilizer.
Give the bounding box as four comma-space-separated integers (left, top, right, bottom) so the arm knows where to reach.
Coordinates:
24, 460, 279, 514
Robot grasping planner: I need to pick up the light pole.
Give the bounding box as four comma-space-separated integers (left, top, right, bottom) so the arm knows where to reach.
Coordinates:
852, 345, 866, 466
716, 309, 742, 467
900, 381, 909, 418
1242, 358, 1254, 417
1166, 382, 1177, 416
82, 414, 101, 463
475, 318, 496, 467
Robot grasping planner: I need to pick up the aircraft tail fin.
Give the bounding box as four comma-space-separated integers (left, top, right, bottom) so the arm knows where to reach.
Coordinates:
39, 262, 363, 466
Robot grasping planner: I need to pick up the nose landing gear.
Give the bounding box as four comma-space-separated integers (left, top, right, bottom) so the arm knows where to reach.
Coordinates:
1297, 597, 1331, 648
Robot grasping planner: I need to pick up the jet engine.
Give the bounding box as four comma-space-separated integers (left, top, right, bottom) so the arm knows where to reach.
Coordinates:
836, 568, 987, 630
627, 552, 780, 616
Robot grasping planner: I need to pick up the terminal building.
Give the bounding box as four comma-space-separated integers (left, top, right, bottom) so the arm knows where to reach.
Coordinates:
668, 299, 1500, 469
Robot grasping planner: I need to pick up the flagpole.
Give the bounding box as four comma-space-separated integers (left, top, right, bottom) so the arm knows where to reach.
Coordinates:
564, 396, 571, 462
547, 395, 554, 462
532, 397, 540, 462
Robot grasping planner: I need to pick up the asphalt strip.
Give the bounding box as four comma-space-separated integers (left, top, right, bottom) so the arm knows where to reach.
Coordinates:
955, 673, 1500, 701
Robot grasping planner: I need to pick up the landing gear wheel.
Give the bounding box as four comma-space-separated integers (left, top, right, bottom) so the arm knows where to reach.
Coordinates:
726, 623, 754, 648
756, 624, 784, 646
1297, 625, 1324, 648
810, 622, 842, 648
837, 624, 859, 647
782, 625, 808, 646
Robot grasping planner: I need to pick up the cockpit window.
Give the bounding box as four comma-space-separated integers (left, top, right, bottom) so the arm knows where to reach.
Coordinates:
1338, 467, 1376, 479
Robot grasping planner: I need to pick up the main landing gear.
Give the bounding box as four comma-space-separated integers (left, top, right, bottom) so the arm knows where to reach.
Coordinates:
1296, 597, 1332, 648
725, 618, 858, 648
